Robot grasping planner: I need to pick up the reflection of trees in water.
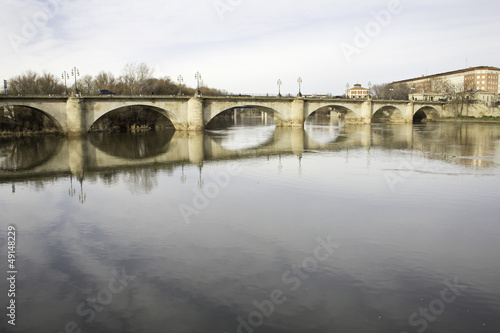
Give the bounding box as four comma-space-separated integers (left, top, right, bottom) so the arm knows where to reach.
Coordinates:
98, 171, 120, 187
124, 168, 158, 194
88, 131, 174, 160
370, 124, 414, 150
0, 135, 61, 170
413, 123, 500, 167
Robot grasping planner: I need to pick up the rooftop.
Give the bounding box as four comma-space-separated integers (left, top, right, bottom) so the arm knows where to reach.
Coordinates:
393, 66, 500, 84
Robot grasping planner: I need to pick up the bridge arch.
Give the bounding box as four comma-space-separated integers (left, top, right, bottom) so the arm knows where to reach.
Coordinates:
206, 106, 276, 130
87, 104, 179, 132
306, 104, 361, 123
205, 103, 282, 127
413, 106, 440, 122
372, 105, 406, 123
0, 104, 64, 132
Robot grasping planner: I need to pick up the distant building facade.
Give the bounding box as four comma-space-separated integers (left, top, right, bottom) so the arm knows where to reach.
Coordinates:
347, 84, 370, 99
409, 92, 445, 102
393, 66, 500, 95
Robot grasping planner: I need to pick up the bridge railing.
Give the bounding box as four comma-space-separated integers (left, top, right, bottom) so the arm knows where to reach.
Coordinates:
0, 93, 449, 104
0, 94, 69, 99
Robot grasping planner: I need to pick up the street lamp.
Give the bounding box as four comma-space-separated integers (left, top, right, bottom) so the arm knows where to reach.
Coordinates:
368, 81, 372, 99
277, 79, 282, 97
389, 87, 394, 100
71, 67, 80, 95
177, 75, 183, 95
346, 83, 350, 98
61, 71, 69, 95
297, 77, 303, 97
195, 72, 202, 96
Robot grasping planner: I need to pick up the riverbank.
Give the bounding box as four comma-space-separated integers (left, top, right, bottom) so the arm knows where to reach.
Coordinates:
440, 116, 500, 124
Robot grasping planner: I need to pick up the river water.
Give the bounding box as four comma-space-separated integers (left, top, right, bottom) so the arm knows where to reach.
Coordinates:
1, 116, 500, 333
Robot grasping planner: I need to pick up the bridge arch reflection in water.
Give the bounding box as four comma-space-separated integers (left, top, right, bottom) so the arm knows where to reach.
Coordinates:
1, 121, 499, 186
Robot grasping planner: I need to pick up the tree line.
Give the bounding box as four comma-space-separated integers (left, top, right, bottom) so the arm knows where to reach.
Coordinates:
5, 63, 227, 96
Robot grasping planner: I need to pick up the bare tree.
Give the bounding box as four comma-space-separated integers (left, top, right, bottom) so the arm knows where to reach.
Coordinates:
37, 72, 64, 94
371, 83, 389, 99
94, 71, 117, 91
7, 64, 224, 98
428, 79, 478, 116
80, 74, 96, 95
147, 77, 178, 95
120, 62, 154, 95
9, 70, 39, 94
9, 71, 64, 95
451, 81, 477, 117
372, 83, 411, 100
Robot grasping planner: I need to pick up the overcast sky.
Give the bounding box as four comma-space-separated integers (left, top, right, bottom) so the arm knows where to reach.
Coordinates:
1, 0, 499, 95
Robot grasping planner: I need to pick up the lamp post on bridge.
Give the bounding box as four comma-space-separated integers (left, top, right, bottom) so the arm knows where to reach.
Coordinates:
297, 77, 302, 97
177, 75, 183, 95
346, 83, 350, 98
368, 81, 372, 99
195, 72, 202, 96
277, 79, 282, 97
61, 71, 69, 95
71, 67, 80, 95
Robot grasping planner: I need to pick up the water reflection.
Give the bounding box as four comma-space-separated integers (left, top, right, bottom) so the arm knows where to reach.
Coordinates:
1, 117, 500, 333
88, 131, 175, 160
0, 135, 62, 170
207, 114, 275, 150
206, 125, 276, 150
411, 123, 500, 167
1, 120, 500, 183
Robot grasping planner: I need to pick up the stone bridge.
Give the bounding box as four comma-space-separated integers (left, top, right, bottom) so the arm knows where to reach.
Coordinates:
0, 95, 446, 134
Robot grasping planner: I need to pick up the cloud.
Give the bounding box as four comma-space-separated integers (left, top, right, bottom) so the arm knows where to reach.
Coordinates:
0, 0, 498, 94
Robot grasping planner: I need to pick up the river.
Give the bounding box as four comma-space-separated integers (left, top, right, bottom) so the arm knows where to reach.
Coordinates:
1, 116, 500, 333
